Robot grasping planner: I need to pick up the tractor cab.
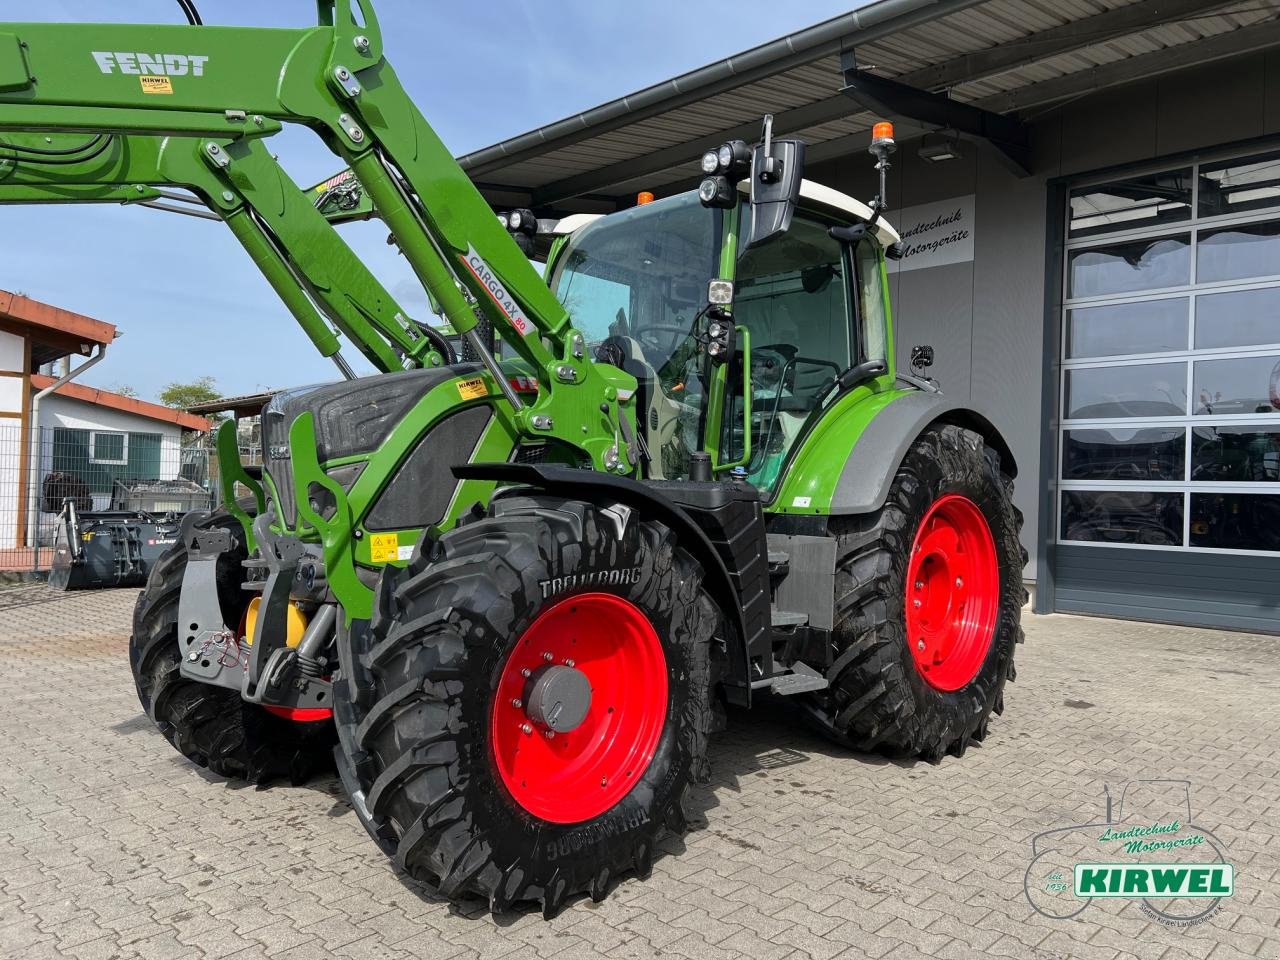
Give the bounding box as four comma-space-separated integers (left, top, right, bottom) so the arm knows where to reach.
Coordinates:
545, 178, 899, 495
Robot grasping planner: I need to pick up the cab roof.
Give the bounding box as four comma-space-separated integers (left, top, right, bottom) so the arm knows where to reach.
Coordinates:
548, 180, 900, 247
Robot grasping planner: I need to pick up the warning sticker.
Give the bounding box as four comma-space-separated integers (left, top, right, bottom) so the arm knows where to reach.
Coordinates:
456, 377, 487, 400
139, 76, 173, 95
369, 532, 399, 564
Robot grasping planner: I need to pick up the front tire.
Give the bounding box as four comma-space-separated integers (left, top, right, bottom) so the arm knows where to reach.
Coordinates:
332, 494, 721, 915
129, 508, 335, 784
815, 424, 1025, 760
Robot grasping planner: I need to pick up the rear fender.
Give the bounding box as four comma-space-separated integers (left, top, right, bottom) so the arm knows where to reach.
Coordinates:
829, 391, 1017, 515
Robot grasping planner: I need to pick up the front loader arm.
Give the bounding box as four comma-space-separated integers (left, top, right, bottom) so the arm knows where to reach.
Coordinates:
0, 1, 637, 472
0, 131, 443, 374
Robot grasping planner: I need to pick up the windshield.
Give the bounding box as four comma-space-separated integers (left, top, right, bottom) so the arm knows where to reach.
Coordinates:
549, 192, 723, 378
549, 193, 725, 479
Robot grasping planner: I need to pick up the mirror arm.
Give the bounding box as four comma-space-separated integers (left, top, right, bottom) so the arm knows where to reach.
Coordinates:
818, 358, 888, 406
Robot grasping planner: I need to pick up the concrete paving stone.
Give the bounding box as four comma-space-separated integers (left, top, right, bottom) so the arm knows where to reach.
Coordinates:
3, 592, 1279, 959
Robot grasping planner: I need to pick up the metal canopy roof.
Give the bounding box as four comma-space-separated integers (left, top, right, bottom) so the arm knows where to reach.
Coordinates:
459, 0, 1280, 212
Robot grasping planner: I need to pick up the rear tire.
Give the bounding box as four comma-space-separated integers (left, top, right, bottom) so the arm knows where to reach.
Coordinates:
814, 424, 1025, 761
332, 494, 721, 916
129, 508, 334, 784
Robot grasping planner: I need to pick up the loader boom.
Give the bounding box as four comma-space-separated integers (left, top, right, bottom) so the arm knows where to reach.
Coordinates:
0, 131, 451, 374
0, 1, 636, 471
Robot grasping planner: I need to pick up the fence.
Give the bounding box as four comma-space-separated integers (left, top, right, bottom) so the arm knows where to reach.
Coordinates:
0, 425, 256, 575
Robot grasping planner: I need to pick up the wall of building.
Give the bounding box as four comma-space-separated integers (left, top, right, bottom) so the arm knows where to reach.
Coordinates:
36, 393, 183, 515
0, 330, 26, 551
807, 50, 1280, 584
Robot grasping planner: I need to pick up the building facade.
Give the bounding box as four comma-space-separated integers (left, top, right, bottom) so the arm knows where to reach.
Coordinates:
809, 53, 1280, 631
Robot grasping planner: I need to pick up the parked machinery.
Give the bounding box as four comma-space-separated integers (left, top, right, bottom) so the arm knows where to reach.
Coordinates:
0, 2, 1026, 915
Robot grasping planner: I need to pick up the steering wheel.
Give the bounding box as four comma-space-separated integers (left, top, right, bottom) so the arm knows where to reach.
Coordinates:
633, 323, 691, 356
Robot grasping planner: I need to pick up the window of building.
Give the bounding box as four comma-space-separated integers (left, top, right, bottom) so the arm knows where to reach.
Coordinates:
89, 431, 127, 465
1059, 147, 1280, 556
53, 428, 163, 496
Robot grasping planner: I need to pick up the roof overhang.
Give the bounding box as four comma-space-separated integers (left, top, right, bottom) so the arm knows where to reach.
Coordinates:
30, 374, 210, 431
0, 289, 116, 369
458, 0, 1280, 213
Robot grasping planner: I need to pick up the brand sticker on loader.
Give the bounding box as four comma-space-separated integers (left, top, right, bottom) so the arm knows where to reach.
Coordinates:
456, 377, 487, 401
460, 245, 535, 337
139, 76, 173, 94
369, 532, 400, 564
792, 496, 812, 508
92, 52, 209, 76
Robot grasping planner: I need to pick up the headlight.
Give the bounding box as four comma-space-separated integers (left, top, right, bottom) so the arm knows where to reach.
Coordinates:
700, 150, 719, 174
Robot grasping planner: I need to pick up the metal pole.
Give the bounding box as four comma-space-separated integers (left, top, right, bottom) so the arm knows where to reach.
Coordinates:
28, 343, 107, 572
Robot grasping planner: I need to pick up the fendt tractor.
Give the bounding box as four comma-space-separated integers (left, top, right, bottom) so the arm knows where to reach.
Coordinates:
0, 1, 1026, 915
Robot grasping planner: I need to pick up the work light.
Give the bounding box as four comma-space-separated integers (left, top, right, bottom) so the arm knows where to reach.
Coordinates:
698, 175, 734, 208
700, 150, 720, 174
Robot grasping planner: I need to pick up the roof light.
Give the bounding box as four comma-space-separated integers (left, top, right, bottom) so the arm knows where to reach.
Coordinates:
871, 121, 895, 147
636, 191, 655, 205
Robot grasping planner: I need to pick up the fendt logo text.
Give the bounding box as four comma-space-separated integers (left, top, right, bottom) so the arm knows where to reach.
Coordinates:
91, 52, 209, 76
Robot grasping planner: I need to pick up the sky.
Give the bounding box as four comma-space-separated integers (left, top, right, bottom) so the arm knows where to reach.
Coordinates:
0, 0, 859, 402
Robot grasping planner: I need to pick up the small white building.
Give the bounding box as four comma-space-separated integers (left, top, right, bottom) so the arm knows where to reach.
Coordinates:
0, 290, 209, 553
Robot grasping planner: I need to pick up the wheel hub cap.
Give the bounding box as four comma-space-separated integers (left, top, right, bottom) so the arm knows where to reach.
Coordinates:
524, 664, 592, 732
904, 494, 999, 691
490, 592, 668, 824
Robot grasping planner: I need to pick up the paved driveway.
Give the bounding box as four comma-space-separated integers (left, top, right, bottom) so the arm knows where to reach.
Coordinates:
0, 585, 1276, 959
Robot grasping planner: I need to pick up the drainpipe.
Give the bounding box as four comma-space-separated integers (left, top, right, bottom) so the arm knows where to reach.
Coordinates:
27, 342, 108, 571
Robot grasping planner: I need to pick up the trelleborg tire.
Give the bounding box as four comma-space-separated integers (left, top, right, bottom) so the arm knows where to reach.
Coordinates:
814, 423, 1026, 761
332, 494, 721, 916
129, 507, 334, 784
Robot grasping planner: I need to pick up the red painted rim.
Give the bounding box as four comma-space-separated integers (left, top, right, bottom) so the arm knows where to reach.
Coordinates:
490, 592, 668, 824
904, 494, 999, 692
262, 705, 333, 722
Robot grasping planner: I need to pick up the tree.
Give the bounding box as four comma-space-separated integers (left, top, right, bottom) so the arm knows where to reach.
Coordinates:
108, 383, 139, 399
159, 376, 226, 431
158, 375, 221, 410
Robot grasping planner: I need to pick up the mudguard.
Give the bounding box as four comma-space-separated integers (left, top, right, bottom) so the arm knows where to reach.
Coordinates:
830, 390, 1017, 515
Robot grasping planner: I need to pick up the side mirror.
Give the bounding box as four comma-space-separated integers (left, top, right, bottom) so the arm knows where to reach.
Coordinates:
746, 115, 805, 250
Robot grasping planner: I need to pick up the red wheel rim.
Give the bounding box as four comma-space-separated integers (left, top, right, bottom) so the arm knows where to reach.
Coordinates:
262, 705, 333, 722
490, 592, 668, 824
904, 494, 999, 691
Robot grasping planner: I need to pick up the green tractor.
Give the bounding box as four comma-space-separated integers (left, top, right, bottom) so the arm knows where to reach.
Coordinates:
0, 1, 1024, 915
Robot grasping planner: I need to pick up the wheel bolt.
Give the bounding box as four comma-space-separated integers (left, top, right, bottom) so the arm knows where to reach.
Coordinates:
600, 777, 608, 787
913, 599, 922, 609
955, 577, 963, 588
565, 659, 575, 667
511, 698, 522, 709
542, 652, 553, 662
914, 580, 924, 590
521, 723, 532, 734
544, 730, 555, 739
520, 668, 531, 678
917, 639, 925, 651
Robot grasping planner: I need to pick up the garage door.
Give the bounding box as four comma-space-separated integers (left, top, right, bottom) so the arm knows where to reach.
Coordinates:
1054, 148, 1280, 633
